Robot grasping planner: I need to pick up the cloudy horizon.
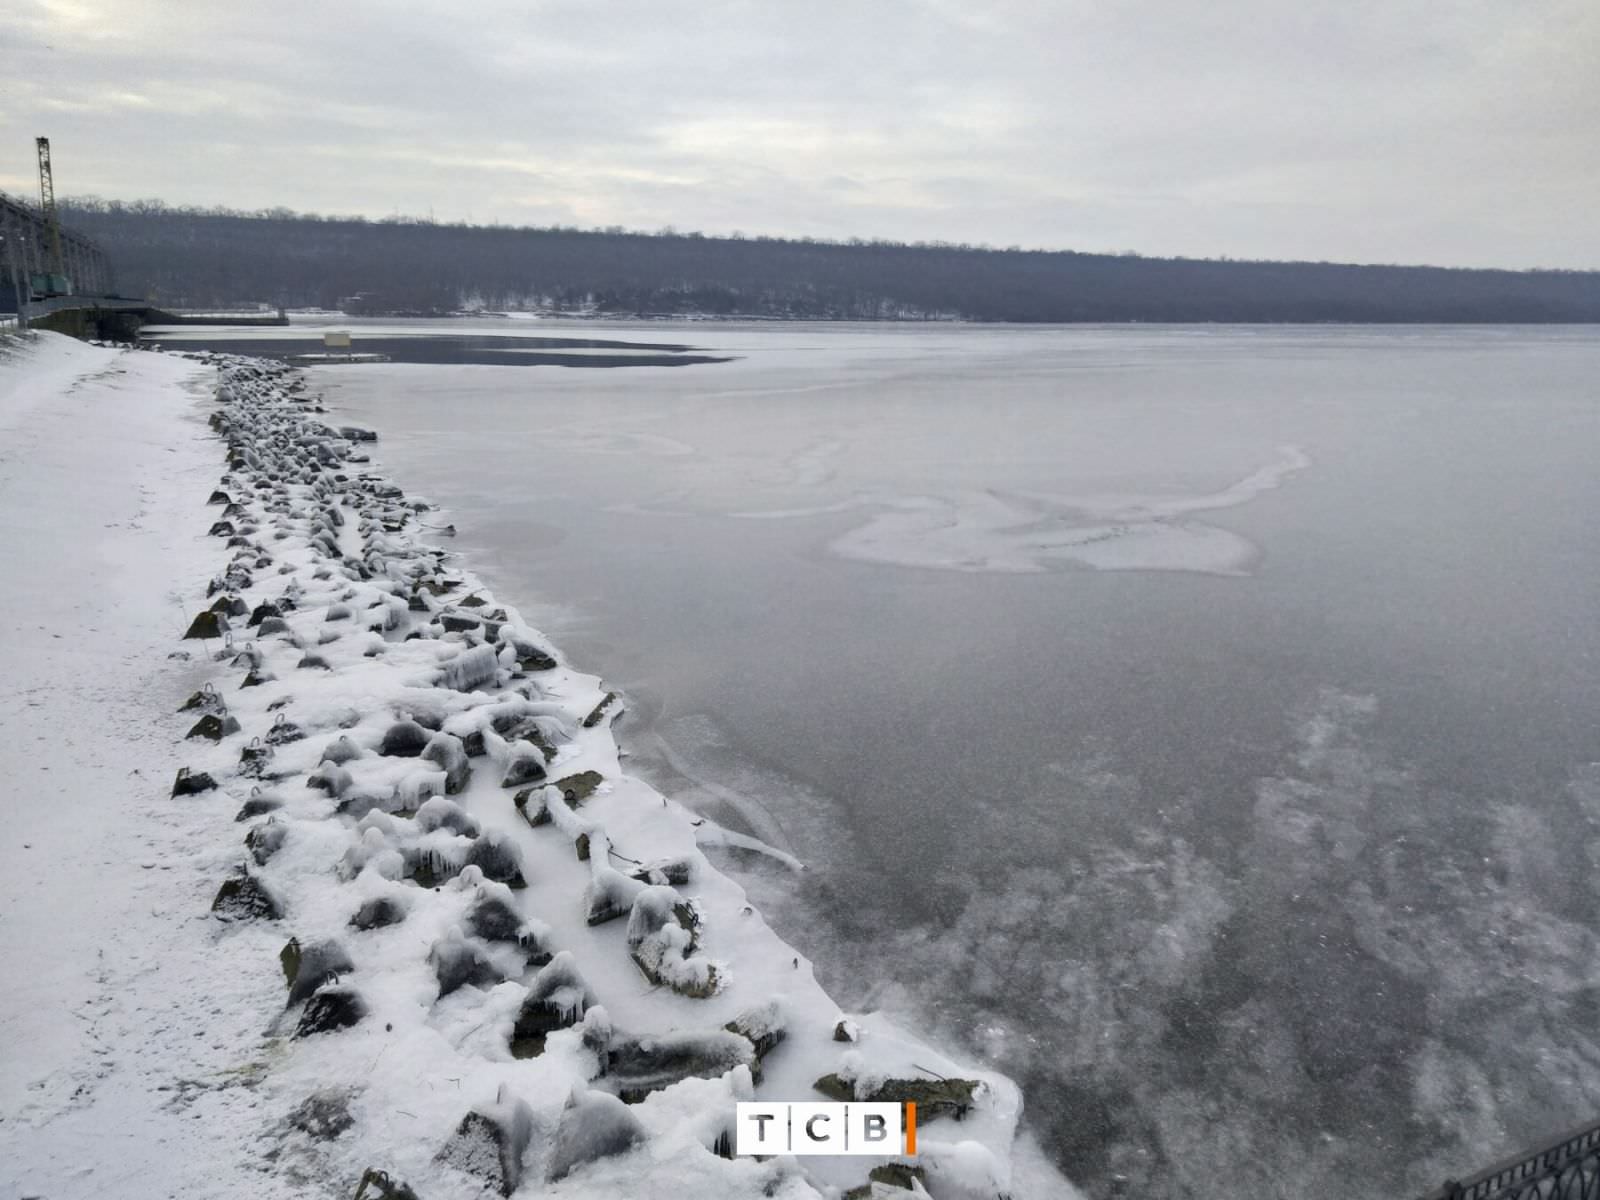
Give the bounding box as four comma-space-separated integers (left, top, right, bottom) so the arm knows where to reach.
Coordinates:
2, 0, 1596, 271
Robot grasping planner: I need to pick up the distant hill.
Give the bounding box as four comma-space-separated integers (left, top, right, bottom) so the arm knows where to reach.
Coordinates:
57, 198, 1600, 323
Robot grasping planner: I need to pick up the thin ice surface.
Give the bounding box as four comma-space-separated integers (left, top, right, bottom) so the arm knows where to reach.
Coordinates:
316, 319, 1600, 1199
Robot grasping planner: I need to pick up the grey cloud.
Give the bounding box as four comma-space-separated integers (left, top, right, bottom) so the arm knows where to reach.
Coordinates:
0, 0, 1595, 267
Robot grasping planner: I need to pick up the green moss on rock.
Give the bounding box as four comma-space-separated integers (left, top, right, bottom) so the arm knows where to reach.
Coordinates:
812, 1074, 980, 1121
581, 692, 620, 728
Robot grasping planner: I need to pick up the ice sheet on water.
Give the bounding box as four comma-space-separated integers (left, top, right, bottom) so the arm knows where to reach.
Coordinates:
750, 444, 1312, 575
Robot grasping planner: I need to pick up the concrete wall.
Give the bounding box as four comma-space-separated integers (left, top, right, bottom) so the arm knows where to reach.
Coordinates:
29, 306, 144, 341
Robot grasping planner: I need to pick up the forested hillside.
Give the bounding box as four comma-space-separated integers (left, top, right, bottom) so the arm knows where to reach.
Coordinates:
57, 199, 1600, 322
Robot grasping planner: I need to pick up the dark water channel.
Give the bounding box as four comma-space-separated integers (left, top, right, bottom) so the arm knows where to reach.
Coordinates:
144, 329, 731, 368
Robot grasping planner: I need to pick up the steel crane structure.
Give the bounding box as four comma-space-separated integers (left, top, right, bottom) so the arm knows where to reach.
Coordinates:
1, 138, 113, 322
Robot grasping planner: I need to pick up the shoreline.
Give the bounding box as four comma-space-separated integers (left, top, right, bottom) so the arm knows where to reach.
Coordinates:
41, 335, 1039, 1198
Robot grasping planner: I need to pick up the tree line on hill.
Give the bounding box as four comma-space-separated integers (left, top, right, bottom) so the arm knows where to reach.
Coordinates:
45, 197, 1600, 323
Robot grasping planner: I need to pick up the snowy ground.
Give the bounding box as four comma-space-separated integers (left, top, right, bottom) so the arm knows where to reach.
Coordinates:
0, 332, 1047, 1199
0, 333, 300, 1198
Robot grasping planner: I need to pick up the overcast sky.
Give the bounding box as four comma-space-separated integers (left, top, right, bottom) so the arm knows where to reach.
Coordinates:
2, 0, 1596, 269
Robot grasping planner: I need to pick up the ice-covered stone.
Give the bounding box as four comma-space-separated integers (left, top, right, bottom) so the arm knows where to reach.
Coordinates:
511, 952, 593, 1057
211, 870, 283, 921
183, 609, 228, 640
414, 795, 480, 838
349, 894, 408, 930
435, 1086, 537, 1197
295, 986, 366, 1036
584, 861, 645, 927
435, 643, 498, 692
546, 1087, 646, 1182
281, 937, 355, 1006
724, 1001, 787, 1061
378, 719, 430, 758
234, 789, 283, 821
286, 1087, 356, 1141
605, 1030, 757, 1102
812, 1072, 981, 1122
500, 746, 546, 788
245, 818, 288, 866
464, 886, 550, 960
464, 831, 527, 888
185, 712, 240, 741
420, 730, 471, 794
430, 930, 506, 997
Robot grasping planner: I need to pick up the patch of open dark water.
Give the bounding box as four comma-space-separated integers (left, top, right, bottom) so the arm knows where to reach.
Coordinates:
142, 332, 733, 368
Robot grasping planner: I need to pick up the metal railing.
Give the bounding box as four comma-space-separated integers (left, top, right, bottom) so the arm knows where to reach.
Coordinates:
1422, 1120, 1600, 1200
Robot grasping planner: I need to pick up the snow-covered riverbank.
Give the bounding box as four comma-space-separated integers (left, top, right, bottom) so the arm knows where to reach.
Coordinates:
0, 333, 301, 1198
0, 332, 1051, 1199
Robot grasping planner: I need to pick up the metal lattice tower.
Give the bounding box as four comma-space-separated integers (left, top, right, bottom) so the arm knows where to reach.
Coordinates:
36, 136, 64, 276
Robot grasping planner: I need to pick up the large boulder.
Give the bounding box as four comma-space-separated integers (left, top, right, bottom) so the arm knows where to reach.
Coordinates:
812, 1073, 981, 1122
238, 739, 275, 779
264, 715, 304, 746
177, 683, 225, 714
247, 601, 282, 627
281, 937, 355, 1006
500, 747, 546, 788
463, 832, 527, 889
234, 790, 284, 822
581, 691, 620, 728
321, 736, 365, 766
185, 712, 241, 742
494, 714, 558, 763
511, 952, 593, 1058
436, 643, 499, 692
414, 796, 480, 838
429, 931, 506, 997
351, 1169, 419, 1200
308, 762, 354, 797
246, 819, 288, 866
420, 731, 471, 794
435, 1087, 536, 1197
183, 610, 228, 640
379, 719, 430, 758
626, 887, 718, 999
584, 862, 644, 927
604, 1030, 756, 1103
546, 1088, 646, 1182
515, 772, 604, 829
287, 1087, 356, 1141
724, 1001, 787, 1062
350, 894, 408, 930
843, 1164, 928, 1200
211, 871, 283, 921
295, 986, 367, 1037
464, 888, 550, 962
500, 631, 558, 673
